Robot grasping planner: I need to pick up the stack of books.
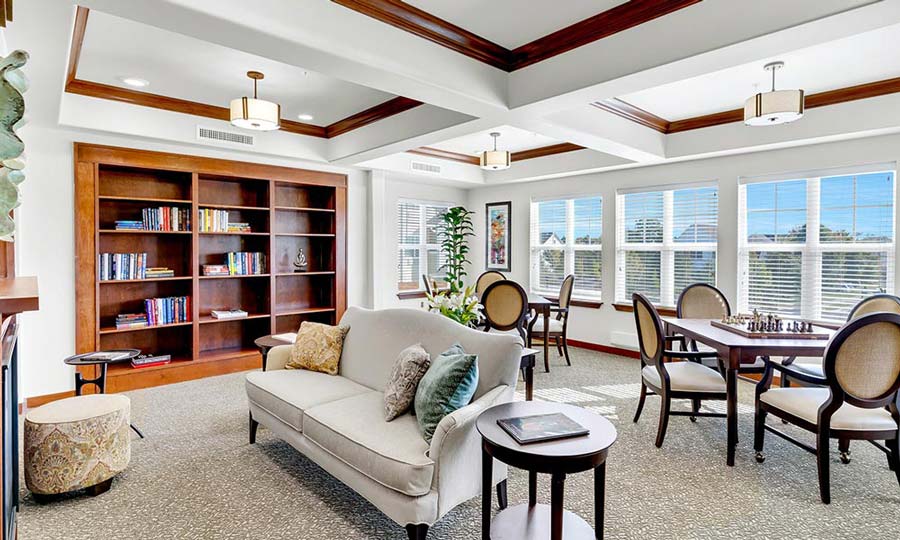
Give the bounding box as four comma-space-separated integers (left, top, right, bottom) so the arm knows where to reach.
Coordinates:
144, 296, 191, 326
99, 252, 148, 280
211, 308, 248, 320
226, 222, 251, 233
114, 220, 144, 231
226, 252, 265, 275
145, 267, 175, 278
115, 313, 148, 329
142, 207, 191, 231
131, 353, 172, 369
202, 264, 230, 276
198, 208, 230, 232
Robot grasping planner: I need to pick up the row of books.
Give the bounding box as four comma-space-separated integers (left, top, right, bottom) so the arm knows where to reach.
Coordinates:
144, 296, 191, 326
99, 252, 148, 280
226, 252, 266, 275
198, 208, 252, 233
114, 207, 191, 231
115, 313, 148, 329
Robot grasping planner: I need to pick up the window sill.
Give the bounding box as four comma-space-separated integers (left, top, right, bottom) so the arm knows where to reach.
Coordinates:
541, 294, 603, 309
613, 302, 677, 317
396, 290, 427, 300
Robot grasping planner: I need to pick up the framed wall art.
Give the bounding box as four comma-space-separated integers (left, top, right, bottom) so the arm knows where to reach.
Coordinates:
485, 201, 512, 272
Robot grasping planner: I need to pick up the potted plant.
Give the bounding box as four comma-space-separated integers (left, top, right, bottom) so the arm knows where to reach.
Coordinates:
426, 206, 482, 327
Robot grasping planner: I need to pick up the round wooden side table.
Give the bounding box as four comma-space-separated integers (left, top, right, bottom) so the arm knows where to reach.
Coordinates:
254, 335, 290, 371
477, 402, 617, 540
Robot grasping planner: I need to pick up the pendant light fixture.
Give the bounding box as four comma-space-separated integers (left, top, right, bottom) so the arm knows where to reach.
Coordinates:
743, 61, 804, 126
480, 132, 511, 171
230, 71, 281, 131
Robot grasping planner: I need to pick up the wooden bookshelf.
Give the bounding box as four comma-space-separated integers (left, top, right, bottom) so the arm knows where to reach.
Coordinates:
74, 143, 347, 393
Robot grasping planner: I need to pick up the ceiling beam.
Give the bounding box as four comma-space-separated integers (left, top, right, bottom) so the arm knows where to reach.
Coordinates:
408, 147, 478, 165
592, 98, 669, 133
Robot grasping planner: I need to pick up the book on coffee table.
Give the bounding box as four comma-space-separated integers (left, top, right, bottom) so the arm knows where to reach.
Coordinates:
497, 412, 589, 445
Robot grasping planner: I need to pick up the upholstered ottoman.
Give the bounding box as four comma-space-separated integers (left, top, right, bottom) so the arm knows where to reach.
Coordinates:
24, 394, 131, 498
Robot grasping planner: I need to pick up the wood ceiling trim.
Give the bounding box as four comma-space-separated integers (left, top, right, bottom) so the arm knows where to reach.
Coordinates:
331, 0, 510, 70
410, 142, 585, 166
509, 0, 703, 70
511, 143, 585, 161
325, 96, 423, 138
408, 147, 479, 165
64, 6, 419, 140
331, 0, 701, 72
593, 98, 669, 133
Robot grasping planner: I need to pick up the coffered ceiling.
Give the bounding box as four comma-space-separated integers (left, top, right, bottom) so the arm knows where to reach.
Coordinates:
430, 126, 562, 156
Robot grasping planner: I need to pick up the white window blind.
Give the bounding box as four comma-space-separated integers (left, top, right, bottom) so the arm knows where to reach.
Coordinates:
738, 168, 896, 322
397, 199, 451, 291
529, 195, 602, 299
615, 184, 718, 306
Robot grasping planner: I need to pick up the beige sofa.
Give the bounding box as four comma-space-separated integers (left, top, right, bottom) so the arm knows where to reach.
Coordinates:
245, 307, 523, 539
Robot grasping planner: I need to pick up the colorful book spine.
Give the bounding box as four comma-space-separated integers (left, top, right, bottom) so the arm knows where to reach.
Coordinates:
139, 207, 190, 231
99, 252, 148, 280
224, 252, 265, 275
143, 296, 191, 326
198, 208, 233, 232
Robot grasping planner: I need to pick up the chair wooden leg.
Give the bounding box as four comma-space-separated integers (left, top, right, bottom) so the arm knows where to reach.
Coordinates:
817, 430, 832, 504
754, 406, 767, 463
633, 383, 647, 423
555, 336, 563, 356
839, 438, 851, 464
690, 399, 700, 422
888, 436, 900, 485
561, 337, 571, 366
249, 412, 259, 444
496, 479, 508, 510
405, 524, 429, 540
655, 393, 671, 448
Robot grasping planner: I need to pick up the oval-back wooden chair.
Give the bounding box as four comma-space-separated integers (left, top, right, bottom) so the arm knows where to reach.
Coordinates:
475, 270, 506, 297
528, 274, 575, 370
754, 312, 900, 504
482, 279, 529, 343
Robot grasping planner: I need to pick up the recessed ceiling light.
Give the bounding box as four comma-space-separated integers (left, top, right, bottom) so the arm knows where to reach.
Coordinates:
297, 113, 314, 121
119, 76, 149, 88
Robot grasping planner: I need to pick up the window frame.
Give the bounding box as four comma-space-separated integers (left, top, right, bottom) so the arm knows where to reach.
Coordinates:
396, 198, 451, 293
529, 194, 603, 300
615, 182, 719, 307
737, 166, 896, 322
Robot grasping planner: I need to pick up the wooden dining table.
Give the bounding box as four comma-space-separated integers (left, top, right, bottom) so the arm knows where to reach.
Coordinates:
661, 317, 835, 466
527, 293, 554, 372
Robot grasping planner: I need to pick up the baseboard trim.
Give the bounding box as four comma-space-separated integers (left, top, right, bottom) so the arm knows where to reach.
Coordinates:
568, 339, 640, 359
25, 390, 76, 409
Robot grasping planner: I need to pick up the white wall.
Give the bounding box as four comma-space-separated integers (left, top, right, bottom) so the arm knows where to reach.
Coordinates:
466, 133, 900, 349
369, 175, 468, 309
16, 125, 370, 400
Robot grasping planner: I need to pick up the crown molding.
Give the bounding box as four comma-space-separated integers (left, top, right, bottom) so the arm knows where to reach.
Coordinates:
332, 0, 701, 72
593, 98, 669, 133
325, 96, 423, 138
408, 147, 479, 165
511, 143, 584, 161
66, 6, 90, 86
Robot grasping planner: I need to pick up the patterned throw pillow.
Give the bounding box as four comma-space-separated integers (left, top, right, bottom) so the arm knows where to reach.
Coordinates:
383, 344, 431, 421
414, 343, 479, 442
286, 321, 349, 375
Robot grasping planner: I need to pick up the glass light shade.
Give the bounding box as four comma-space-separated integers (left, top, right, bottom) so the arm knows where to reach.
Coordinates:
230, 97, 281, 131
744, 89, 804, 126
480, 150, 511, 171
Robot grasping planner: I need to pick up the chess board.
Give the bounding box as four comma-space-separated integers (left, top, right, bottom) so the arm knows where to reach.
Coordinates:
710, 320, 830, 340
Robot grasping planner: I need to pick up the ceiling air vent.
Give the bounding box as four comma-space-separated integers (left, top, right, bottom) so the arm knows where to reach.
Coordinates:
411, 161, 441, 175
196, 126, 255, 147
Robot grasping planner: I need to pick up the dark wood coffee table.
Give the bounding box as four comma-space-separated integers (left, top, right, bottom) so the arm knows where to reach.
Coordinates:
477, 402, 617, 540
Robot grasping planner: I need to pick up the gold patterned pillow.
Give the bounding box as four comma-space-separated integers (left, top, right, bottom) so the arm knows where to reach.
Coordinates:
286, 321, 349, 375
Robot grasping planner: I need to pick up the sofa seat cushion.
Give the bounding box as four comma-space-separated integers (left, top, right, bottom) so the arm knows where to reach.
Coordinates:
304, 392, 435, 497
245, 370, 370, 431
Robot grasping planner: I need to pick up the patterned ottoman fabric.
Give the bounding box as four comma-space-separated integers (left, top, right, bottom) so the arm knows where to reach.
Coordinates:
24, 394, 131, 495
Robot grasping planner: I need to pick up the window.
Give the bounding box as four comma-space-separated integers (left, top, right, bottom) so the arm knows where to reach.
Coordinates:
615, 184, 718, 306
397, 199, 450, 291
529, 195, 602, 299
738, 167, 895, 322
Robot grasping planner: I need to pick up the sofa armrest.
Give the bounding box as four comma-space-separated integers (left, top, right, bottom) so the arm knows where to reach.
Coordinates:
264, 345, 292, 371
428, 384, 513, 518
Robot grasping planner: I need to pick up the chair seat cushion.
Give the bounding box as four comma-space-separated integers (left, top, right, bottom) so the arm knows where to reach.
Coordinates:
531, 318, 563, 333
304, 392, 435, 497
245, 370, 370, 431
642, 362, 726, 393
760, 388, 897, 431
792, 362, 824, 377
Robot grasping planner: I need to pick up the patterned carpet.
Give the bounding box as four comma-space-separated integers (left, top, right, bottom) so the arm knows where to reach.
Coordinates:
18, 348, 900, 539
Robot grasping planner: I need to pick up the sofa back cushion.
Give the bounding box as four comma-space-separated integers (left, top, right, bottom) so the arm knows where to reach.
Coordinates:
338, 307, 522, 399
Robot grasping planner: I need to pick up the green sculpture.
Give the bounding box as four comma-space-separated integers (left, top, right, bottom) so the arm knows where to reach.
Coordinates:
0, 50, 28, 241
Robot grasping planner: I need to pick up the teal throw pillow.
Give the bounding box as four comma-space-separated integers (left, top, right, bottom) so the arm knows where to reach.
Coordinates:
414, 343, 479, 442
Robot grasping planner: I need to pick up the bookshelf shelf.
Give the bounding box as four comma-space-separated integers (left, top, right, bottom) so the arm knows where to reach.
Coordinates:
99, 321, 193, 335
76, 144, 347, 393
100, 276, 192, 284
